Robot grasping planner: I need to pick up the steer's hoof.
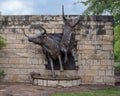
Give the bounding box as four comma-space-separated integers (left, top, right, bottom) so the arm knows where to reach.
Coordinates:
60, 69, 64, 72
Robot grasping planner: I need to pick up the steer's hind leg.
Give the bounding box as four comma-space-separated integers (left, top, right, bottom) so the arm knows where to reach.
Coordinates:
58, 55, 64, 72
48, 55, 55, 79
71, 48, 78, 62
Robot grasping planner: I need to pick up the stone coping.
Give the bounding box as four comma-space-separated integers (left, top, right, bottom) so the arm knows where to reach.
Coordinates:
0, 15, 114, 21
32, 75, 80, 81
32, 75, 81, 87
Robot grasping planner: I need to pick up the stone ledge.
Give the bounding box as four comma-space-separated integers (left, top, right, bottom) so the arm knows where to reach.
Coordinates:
32, 76, 81, 87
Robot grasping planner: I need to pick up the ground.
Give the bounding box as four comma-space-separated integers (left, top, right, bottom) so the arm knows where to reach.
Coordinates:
0, 83, 117, 96
0, 75, 119, 96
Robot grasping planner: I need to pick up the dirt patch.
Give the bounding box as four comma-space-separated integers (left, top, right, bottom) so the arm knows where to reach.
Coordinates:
0, 82, 114, 96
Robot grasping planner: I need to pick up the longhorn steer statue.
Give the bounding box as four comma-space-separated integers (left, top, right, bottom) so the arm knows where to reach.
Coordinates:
60, 5, 81, 63
23, 25, 64, 78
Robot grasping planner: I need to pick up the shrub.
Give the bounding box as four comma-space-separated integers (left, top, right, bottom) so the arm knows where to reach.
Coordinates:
115, 62, 120, 74
0, 36, 6, 49
0, 69, 6, 78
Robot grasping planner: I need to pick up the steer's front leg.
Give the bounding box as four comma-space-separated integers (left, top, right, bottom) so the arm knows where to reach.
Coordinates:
48, 55, 55, 79
58, 55, 64, 72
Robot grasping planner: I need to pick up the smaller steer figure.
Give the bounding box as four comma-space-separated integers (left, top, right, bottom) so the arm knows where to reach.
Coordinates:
60, 5, 81, 63
23, 25, 63, 78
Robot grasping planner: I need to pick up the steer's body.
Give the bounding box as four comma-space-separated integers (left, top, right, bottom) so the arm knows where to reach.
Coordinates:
23, 25, 63, 78
60, 5, 81, 62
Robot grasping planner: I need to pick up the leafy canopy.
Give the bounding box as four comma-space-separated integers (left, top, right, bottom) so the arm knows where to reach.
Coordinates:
80, 0, 120, 25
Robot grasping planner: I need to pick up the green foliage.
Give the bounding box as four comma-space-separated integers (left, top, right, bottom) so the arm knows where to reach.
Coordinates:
0, 69, 5, 78
115, 62, 120, 73
114, 25, 120, 61
0, 36, 6, 49
80, 0, 120, 25
114, 25, 120, 42
52, 88, 120, 96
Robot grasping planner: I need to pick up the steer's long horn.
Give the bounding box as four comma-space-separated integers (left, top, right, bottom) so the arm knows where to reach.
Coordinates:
62, 5, 67, 22
39, 25, 47, 35
23, 29, 29, 38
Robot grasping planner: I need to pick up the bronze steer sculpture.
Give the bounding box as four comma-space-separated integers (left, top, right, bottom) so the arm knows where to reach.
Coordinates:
23, 25, 63, 78
60, 5, 81, 63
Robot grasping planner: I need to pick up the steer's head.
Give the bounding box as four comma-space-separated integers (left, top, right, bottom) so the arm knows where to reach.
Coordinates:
62, 5, 80, 28
23, 25, 46, 45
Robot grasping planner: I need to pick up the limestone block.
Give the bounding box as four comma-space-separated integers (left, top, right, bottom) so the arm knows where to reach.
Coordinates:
18, 74, 29, 82
38, 80, 43, 86
101, 60, 112, 65
84, 70, 98, 76
77, 49, 94, 54
99, 66, 108, 70
10, 74, 18, 81
94, 76, 104, 83
104, 26, 113, 30
105, 22, 113, 26
83, 45, 95, 50
6, 34, 16, 40
9, 58, 20, 64
19, 58, 27, 64
93, 60, 101, 65
82, 76, 94, 83
47, 24, 63, 29
58, 80, 67, 87
16, 44, 25, 49
66, 80, 73, 87
98, 70, 105, 76
106, 70, 114, 76
81, 54, 88, 59
103, 45, 113, 50
15, 53, 29, 58
63, 70, 78, 77
90, 66, 100, 70
106, 30, 113, 35
0, 58, 9, 64
6, 44, 16, 49
75, 35, 82, 41
89, 54, 105, 59
78, 70, 85, 76
43, 80, 48, 86
48, 80, 58, 87
84, 41, 92, 44
72, 80, 81, 86
77, 45, 83, 50
96, 35, 103, 40
103, 35, 113, 41
16, 34, 24, 40
33, 79, 38, 85
104, 76, 115, 83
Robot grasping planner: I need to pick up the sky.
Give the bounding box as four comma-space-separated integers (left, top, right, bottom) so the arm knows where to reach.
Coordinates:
0, 0, 86, 15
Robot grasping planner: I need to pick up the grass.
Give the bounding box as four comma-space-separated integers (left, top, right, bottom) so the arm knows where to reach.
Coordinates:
115, 62, 120, 73
52, 88, 120, 96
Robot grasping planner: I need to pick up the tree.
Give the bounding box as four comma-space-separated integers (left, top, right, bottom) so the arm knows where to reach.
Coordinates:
114, 25, 120, 61
79, 0, 120, 25
0, 12, 6, 49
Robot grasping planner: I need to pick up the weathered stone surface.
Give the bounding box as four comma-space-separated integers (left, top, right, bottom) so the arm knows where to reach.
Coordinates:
82, 76, 94, 83
48, 80, 58, 87
0, 15, 114, 86
77, 49, 94, 54
9, 58, 20, 64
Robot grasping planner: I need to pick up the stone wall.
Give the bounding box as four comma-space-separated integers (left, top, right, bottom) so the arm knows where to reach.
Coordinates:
0, 15, 114, 85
